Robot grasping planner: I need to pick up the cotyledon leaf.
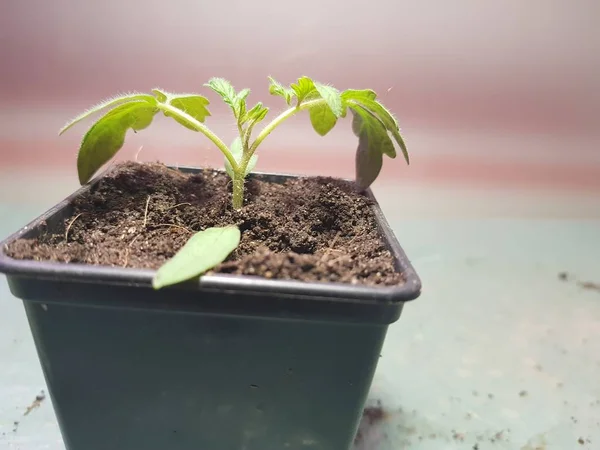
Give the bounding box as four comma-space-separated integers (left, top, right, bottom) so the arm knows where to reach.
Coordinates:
152, 226, 241, 290
59, 93, 157, 136
77, 101, 159, 185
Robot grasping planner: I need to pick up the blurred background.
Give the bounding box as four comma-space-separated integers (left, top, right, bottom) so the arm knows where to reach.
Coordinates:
1, 0, 599, 217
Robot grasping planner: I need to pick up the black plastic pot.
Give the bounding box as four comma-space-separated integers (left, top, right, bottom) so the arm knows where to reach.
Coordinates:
0, 166, 421, 450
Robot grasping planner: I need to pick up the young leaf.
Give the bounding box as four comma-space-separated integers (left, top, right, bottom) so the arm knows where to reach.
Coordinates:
152, 226, 241, 290
224, 137, 257, 178
314, 82, 344, 118
350, 106, 394, 190
243, 102, 269, 124
205, 78, 237, 106
151, 89, 168, 102
290, 76, 317, 105
235, 88, 250, 119
235, 88, 250, 104
59, 93, 157, 136
77, 102, 159, 184
268, 76, 295, 105
205, 78, 247, 118
309, 103, 337, 136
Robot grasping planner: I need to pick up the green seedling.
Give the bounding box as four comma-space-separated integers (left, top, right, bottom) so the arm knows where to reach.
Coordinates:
59, 76, 410, 289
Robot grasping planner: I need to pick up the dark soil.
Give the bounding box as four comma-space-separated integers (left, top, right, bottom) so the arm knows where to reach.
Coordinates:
5, 162, 403, 286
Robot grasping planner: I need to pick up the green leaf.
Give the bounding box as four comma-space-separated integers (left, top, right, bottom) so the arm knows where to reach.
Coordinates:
169, 96, 211, 129
290, 76, 317, 105
204, 78, 247, 118
268, 76, 295, 105
224, 137, 257, 179
77, 102, 159, 184
342, 89, 409, 163
235, 88, 250, 104
59, 93, 157, 135
151, 88, 168, 102
341, 89, 377, 102
350, 106, 395, 190
314, 82, 344, 118
152, 226, 241, 290
205, 78, 237, 106
357, 100, 407, 161
243, 102, 269, 124
152, 89, 211, 130
309, 103, 337, 136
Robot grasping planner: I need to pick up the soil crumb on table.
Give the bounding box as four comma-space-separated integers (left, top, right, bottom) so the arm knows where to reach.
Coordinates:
354, 400, 388, 444
6, 162, 403, 286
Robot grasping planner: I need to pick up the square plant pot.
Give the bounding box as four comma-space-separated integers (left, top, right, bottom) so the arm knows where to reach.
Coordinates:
0, 165, 421, 450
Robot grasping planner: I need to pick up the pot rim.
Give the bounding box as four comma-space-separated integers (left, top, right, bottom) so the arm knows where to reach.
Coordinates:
0, 163, 422, 304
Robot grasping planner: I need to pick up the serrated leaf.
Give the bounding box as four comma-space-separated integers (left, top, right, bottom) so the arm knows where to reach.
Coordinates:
309, 103, 337, 136
268, 76, 295, 105
167, 95, 211, 130
356, 99, 408, 162
350, 106, 394, 190
204, 77, 247, 118
152, 226, 241, 290
152, 90, 212, 130
224, 137, 257, 179
290, 76, 317, 105
205, 78, 237, 106
314, 83, 344, 118
77, 102, 158, 184
59, 93, 156, 136
342, 89, 408, 163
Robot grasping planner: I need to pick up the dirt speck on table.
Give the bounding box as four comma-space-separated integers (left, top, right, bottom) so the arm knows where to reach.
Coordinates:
24, 390, 46, 416
354, 400, 389, 444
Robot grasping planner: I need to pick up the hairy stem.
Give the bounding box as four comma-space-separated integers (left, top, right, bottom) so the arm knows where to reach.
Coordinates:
248, 98, 326, 158
157, 103, 238, 172
231, 173, 245, 209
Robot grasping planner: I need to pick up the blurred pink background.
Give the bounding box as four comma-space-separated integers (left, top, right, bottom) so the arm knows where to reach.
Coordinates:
1, 0, 599, 191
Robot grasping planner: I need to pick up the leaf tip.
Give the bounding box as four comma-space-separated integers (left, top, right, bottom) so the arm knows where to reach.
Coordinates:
151, 276, 163, 290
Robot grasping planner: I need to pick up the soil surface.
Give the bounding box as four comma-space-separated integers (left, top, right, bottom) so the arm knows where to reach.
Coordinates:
5, 162, 403, 286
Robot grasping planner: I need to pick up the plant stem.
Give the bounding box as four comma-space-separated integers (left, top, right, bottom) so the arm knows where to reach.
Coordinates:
156, 103, 238, 172
232, 99, 327, 208
247, 98, 326, 157
231, 173, 245, 209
